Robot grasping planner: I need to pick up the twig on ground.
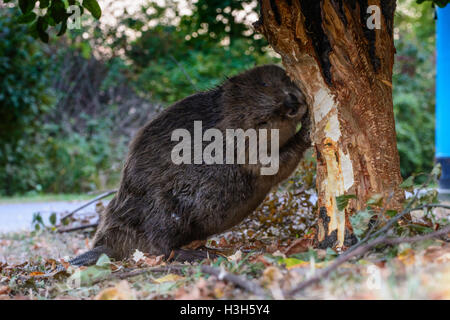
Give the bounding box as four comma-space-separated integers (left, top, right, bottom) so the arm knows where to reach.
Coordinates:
91, 265, 187, 285
61, 190, 117, 222
200, 265, 266, 297
57, 223, 99, 233
288, 224, 450, 296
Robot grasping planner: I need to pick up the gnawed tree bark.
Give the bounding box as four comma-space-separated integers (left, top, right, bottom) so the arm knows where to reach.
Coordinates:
255, 0, 405, 249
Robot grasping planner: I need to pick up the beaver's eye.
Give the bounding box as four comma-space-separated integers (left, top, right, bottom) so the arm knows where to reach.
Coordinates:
261, 81, 269, 87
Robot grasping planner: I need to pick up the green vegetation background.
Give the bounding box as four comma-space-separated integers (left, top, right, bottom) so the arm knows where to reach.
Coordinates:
0, 0, 436, 196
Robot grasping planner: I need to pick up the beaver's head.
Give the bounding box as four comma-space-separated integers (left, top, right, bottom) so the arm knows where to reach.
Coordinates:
221, 64, 309, 146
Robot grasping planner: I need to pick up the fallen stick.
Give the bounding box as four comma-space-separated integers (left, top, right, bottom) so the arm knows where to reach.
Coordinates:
200, 265, 266, 297
58, 223, 99, 233
91, 265, 187, 285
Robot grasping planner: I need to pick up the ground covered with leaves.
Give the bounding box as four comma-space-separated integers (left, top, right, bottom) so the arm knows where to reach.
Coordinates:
0, 225, 449, 300
0, 167, 449, 300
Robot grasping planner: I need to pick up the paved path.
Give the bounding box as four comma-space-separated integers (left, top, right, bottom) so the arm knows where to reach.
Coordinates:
1, 189, 445, 234
0, 201, 100, 233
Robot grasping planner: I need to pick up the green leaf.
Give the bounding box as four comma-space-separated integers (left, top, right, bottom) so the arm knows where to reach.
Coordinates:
68, 264, 111, 286
349, 209, 373, 240
49, 212, 57, 226
431, 163, 442, 179
28, 20, 39, 39
290, 249, 318, 261
278, 257, 307, 268
325, 248, 337, 257
32, 212, 43, 225
82, 0, 101, 19
386, 210, 398, 218
39, 0, 50, 8
419, 189, 439, 205
36, 16, 49, 43
49, 0, 67, 24
19, 0, 36, 14
17, 12, 36, 24
57, 20, 67, 36
409, 224, 433, 233
367, 194, 384, 207
336, 194, 357, 211
400, 176, 414, 191
96, 253, 111, 267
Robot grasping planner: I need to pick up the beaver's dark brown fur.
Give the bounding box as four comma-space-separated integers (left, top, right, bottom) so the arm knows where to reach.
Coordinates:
70, 65, 311, 265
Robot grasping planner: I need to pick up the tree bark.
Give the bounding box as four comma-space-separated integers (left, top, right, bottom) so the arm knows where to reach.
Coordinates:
255, 0, 405, 249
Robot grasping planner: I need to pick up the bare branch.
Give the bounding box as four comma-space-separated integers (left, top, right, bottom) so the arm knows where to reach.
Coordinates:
61, 190, 117, 222
57, 223, 99, 233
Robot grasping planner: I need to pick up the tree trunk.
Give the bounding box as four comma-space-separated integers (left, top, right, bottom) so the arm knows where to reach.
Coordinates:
255, 0, 405, 249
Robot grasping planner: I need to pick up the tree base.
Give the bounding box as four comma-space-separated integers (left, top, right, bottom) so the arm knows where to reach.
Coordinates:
316, 207, 358, 249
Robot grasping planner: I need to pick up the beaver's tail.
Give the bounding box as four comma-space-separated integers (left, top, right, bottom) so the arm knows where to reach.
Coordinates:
69, 245, 113, 266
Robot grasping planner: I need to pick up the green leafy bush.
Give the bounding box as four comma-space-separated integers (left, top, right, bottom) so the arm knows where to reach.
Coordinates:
0, 8, 126, 196
393, 0, 436, 178
0, 7, 55, 195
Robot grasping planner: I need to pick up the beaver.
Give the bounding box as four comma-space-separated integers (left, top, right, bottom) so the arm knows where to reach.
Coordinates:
70, 65, 311, 266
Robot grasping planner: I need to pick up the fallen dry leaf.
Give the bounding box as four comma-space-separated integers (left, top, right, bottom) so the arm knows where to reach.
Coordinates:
0, 286, 10, 295
95, 280, 135, 300
182, 240, 207, 250
153, 274, 184, 283
436, 253, 450, 264
266, 241, 279, 254
397, 248, 415, 266
176, 278, 212, 300
228, 250, 242, 263
95, 202, 105, 214
29, 272, 45, 277
262, 266, 283, 287
213, 281, 227, 298
59, 259, 70, 270
219, 237, 230, 248
250, 255, 272, 267
144, 255, 164, 267
168, 250, 175, 261
284, 238, 314, 256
